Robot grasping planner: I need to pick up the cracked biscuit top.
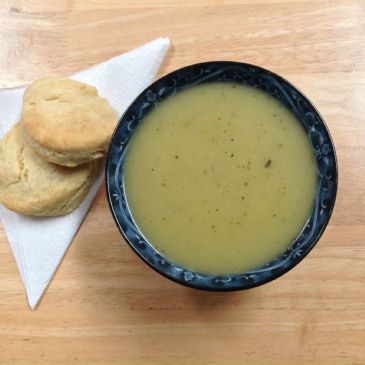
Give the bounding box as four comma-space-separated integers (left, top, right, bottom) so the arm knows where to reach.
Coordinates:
0, 123, 98, 216
21, 77, 116, 167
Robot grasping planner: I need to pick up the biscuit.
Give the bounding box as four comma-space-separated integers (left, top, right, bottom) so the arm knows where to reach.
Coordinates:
21, 77, 116, 167
0, 123, 99, 216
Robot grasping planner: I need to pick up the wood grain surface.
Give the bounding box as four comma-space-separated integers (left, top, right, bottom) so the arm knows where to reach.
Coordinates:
1, 1, 365, 364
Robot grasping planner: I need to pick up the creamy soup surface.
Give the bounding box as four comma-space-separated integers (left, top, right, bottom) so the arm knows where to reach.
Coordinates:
124, 82, 317, 275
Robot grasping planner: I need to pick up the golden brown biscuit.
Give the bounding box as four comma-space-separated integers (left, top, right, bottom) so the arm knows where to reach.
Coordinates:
0, 123, 99, 216
21, 77, 116, 167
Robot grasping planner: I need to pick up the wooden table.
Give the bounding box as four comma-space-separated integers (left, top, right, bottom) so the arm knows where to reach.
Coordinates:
1, 1, 364, 364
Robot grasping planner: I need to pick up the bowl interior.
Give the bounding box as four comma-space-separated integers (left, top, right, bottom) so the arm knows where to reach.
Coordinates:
106, 61, 337, 291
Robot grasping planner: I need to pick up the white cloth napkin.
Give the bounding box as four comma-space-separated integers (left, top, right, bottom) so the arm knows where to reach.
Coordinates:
0, 37, 170, 309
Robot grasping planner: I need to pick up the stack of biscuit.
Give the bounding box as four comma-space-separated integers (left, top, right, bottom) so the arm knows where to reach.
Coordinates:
0, 77, 116, 216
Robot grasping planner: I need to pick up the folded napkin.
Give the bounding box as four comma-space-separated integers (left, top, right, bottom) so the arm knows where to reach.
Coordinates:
0, 37, 170, 309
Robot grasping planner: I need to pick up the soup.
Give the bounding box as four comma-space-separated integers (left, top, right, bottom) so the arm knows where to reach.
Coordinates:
123, 83, 317, 275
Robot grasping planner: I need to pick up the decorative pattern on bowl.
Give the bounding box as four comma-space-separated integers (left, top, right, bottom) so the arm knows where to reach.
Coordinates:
106, 62, 338, 291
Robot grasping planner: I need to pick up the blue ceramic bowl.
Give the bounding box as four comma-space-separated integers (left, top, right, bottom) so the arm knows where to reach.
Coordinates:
105, 62, 337, 291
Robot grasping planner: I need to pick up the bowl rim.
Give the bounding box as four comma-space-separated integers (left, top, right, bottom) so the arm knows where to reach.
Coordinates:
105, 60, 338, 291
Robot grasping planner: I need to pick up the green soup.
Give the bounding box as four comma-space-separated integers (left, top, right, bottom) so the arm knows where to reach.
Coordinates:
124, 82, 317, 275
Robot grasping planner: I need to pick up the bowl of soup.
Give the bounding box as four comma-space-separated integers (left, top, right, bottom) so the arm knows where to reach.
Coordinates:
106, 62, 337, 290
